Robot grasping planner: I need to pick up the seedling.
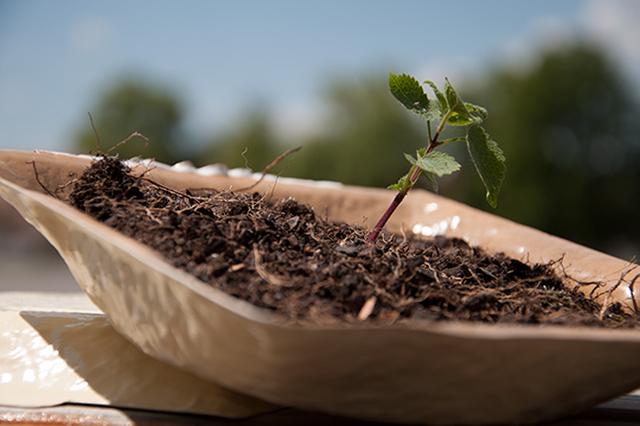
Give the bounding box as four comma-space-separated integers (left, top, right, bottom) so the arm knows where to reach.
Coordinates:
366, 73, 506, 242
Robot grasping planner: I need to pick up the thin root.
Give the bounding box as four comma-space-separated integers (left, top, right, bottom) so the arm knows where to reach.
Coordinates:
27, 161, 56, 198
88, 112, 102, 151
108, 131, 150, 154
236, 146, 301, 192
599, 271, 627, 320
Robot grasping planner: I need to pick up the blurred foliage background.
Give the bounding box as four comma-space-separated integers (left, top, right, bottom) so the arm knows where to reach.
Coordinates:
72, 43, 640, 258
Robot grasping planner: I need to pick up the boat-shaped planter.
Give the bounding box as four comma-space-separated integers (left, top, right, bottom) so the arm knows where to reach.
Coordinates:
1, 149, 639, 425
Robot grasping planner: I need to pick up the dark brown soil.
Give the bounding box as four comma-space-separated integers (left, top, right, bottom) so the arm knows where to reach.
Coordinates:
63, 157, 638, 327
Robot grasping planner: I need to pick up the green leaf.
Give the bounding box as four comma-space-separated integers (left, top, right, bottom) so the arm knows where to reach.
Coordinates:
387, 173, 410, 191
444, 78, 472, 126
466, 125, 506, 208
389, 73, 429, 113
386, 181, 402, 191
423, 80, 448, 113
465, 102, 488, 122
447, 112, 475, 126
414, 151, 461, 177
444, 78, 460, 108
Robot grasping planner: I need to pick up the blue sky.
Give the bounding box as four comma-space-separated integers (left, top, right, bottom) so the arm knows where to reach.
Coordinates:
1, 0, 638, 153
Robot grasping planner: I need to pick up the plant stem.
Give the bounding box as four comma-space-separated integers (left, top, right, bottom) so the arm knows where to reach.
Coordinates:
365, 113, 450, 242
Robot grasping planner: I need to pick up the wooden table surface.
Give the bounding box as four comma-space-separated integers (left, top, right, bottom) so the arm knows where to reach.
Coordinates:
2, 396, 640, 426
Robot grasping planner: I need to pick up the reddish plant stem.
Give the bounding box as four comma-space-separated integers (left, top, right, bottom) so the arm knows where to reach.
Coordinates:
366, 120, 446, 242
366, 189, 407, 242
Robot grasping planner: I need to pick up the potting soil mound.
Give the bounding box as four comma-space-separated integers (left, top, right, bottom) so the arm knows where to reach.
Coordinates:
64, 157, 637, 327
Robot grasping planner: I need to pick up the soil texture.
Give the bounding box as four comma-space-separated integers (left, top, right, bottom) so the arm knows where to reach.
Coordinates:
63, 157, 638, 327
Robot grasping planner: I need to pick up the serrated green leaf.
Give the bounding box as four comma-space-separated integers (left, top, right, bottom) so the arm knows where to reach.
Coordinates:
466, 125, 506, 208
465, 102, 488, 122
424, 80, 447, 112
389, 73, 429, 113
444, 78, 464, 111
414, 151, 461, 177
444, 78, 472, 126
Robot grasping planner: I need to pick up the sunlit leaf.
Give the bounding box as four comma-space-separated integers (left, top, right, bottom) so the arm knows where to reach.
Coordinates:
424, 80, 447, 112
414, 151, 461, 177
389, 73, 429, 113
444, 78, 473, 126
465, 102, 488, 122
387, 173, 411, 191
447, 112, 475, 126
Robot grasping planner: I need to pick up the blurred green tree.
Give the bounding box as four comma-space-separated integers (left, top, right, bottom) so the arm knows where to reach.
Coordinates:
74, 79, 186, 164
200, 108, 281, 170
200, 78, 427, 189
